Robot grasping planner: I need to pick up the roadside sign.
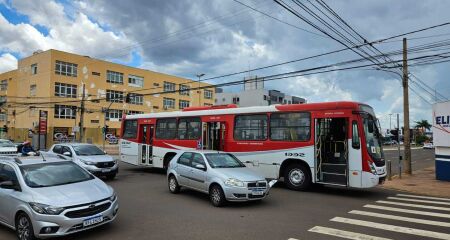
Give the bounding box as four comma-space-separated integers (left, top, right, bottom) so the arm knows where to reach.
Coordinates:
72, 126, 80, 133
39, 110, 48, 134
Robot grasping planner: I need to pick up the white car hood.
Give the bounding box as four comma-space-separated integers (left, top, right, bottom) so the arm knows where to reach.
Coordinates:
30, 178, 113, 207
214, 167, 266, 182
76, 155, 114, 163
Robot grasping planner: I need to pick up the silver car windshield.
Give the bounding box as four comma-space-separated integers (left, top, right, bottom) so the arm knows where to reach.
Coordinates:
205, 153, 246, 168
20, 162, 94, 188
73, 145, 105, 156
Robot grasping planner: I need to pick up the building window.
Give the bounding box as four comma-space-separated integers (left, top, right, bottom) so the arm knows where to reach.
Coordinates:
127, 93, 143, 105
106, 109, 123, 121
164, 81, 176, 92
55, 82, 77, 98
0, 96, 6, 103
31, 64, 38, 75
55, 61, 77, 77
127, 110, 143, 115
54, 105, 76, 119
204, 89, 213, 99
30, 84, 37, 96
270, 112, 310, 141
156, 118, 177, 139
179, 100, 190, 109
163, 97, 175, 109
234, 114, 268, 141
107, 70, 123, 84
106, 90, 124, 103
179, 84, 190, 95
204, 103, 213, 106
178, 117, 201, 140
0, 80, 7, 91
128, 75, 144, 87
0, 113, 6, 122
92, 71, 101, 76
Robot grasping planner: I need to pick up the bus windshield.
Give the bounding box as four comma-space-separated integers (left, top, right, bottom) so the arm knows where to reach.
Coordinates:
362, 114, 384, 161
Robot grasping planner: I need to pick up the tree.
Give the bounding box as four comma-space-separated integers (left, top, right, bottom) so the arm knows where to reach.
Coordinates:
414, 120, 431, 132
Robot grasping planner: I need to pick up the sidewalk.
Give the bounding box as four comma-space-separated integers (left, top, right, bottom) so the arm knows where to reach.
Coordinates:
380, 166, 450, 198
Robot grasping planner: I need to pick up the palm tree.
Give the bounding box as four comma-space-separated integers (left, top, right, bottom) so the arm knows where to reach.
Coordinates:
414, 120, 432, 132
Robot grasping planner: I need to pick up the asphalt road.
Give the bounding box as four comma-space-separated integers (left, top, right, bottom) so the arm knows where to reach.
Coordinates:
0, 149, 446, 240
384, 148, 435, 176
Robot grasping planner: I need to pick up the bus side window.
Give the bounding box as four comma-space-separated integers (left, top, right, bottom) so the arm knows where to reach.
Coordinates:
352, 120, 360, 149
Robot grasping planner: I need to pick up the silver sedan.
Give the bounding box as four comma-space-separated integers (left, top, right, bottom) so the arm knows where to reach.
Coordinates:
167, 151, 276, 207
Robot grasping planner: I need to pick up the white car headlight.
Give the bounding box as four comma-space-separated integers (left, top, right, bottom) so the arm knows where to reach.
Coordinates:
224, 178, 245, 187
29, 202, 65, 215
80, 159, 96, 165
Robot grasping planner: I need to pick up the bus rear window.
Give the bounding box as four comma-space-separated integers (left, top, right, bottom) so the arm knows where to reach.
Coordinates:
122, 120, 138, 139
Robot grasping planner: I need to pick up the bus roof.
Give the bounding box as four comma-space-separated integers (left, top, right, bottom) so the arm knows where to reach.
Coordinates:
125, 101, 363, 120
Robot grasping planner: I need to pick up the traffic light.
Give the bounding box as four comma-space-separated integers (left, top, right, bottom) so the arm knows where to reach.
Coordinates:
102, 125, 109, 134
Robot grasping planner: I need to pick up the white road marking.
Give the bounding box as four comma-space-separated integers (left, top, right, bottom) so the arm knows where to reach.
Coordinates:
331, 217, 450, 239
377, 200, 450, 211
364, 204, 450, 218
308, 226, 392, 240
387, 197, 450, 206
349, 210, 450, 227
396, 194, 450, 202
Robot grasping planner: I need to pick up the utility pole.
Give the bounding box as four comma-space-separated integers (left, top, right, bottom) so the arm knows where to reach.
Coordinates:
397, 113, 402, 179
79, 83, 86, 142
402, 38, 412, 175
389, 113, 392, 134
196, 73, 205, 107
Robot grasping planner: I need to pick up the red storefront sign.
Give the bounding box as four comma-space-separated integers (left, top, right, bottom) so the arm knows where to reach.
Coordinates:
39, 110, 48, 134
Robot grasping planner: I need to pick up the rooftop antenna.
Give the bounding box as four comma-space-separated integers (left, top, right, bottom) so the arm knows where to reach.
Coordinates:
40, 152, 46, 162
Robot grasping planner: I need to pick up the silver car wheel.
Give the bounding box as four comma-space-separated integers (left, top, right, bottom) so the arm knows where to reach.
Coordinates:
17, 216, 30, 240
211, 188, 221, 204
169, 177, 177, 192
289, 168, 305, 186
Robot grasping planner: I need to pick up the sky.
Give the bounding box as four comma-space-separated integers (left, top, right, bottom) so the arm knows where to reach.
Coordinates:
1, 0, 450, 132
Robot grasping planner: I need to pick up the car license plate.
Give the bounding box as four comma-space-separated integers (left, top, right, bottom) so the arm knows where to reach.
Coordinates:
252, 191, 264, 196
102, 169, 111, 173
83, 215, 103, 227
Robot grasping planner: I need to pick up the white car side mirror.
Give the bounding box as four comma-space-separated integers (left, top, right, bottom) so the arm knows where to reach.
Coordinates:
63, 152, 72, 157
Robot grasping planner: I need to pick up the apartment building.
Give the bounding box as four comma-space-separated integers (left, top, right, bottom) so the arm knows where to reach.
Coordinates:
0, 49, 214, 147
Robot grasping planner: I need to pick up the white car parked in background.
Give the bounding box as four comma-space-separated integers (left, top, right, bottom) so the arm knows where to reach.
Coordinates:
0, 139, 18, 156
48, 143, 118, 180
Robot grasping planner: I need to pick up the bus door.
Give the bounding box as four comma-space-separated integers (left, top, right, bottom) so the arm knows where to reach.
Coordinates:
139, 124, 154, 165
202, 122, 226, 151
315, 117, 348, 186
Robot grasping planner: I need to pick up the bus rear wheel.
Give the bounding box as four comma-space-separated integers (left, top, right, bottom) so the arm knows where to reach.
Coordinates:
284, 163, 311, 191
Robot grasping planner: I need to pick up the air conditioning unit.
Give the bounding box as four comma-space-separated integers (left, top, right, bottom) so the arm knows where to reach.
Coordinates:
32, 121, 39, 127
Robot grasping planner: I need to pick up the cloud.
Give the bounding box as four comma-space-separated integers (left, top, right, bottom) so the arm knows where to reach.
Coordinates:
0, 0, 134, 60
0, 53, 17, 73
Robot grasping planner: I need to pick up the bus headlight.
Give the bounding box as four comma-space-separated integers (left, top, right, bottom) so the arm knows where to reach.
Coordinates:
370, 163, 377, 174
225, 178, 245, 187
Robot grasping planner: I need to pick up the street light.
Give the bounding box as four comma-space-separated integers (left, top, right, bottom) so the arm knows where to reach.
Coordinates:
196, 73, 205, 106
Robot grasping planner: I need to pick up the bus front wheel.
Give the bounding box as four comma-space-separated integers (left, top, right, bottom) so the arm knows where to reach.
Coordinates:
284, 163, 311, 191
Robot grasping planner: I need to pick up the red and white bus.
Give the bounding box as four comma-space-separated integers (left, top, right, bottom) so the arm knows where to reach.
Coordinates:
119, 101, 386, 190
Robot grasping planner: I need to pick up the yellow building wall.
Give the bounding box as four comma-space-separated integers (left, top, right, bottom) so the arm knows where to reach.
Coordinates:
0, 49, 215, 147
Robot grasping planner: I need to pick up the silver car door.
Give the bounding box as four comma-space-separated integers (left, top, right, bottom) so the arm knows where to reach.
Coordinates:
188, 153, 208, 191
176, 152, 193, 186
0, 164, 21, 226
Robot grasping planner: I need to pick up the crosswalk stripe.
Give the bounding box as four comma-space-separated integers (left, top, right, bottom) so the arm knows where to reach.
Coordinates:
331, 217, 450, 239
349, 210, 450, 227
397, 194, 450, 202
308, 226, 392, 240
364, 204, 450, 218
387, 197, 450, 206
377, 200, 450, 211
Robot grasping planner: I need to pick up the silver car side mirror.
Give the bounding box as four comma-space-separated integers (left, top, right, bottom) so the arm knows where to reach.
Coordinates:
194, 164, 206, 171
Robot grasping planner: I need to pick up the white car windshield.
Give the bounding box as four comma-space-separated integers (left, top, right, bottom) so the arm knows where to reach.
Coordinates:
205, 153, 246, 168
73, 145, 105, 156
0, 140, 15, 147
20, 162, 94, 188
